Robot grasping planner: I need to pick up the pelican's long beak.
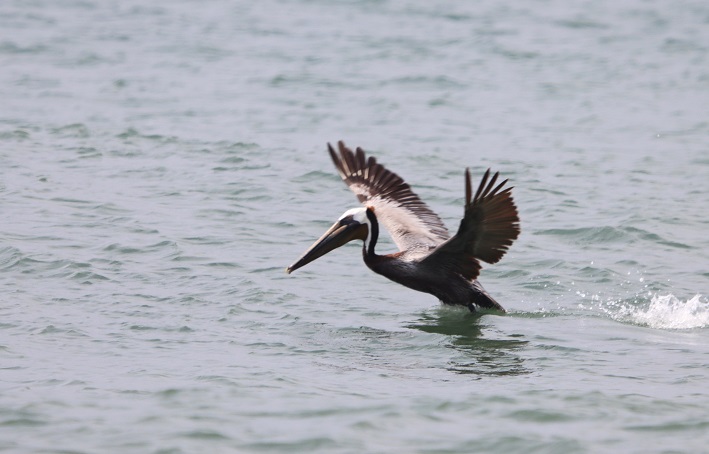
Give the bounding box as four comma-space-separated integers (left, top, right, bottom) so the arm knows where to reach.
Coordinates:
286, 219, 367, 274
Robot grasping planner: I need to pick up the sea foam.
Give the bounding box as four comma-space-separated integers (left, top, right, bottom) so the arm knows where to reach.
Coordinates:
607, 294, 709, 330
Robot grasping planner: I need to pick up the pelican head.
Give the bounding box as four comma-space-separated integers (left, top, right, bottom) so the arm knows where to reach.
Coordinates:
286, 207, 371, 274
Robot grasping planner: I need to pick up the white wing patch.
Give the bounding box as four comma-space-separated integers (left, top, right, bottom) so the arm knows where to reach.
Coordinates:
370, 197, 443, 251
329, 141, 450, 253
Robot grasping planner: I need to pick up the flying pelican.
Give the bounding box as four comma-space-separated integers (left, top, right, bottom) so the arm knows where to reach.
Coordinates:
286, 141, 520, 312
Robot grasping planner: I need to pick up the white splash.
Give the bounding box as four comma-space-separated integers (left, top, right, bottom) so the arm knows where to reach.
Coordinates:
609, 294, 709, 330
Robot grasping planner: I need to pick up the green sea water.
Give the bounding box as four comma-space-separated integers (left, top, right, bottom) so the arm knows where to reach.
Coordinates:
1, 1, 708, 452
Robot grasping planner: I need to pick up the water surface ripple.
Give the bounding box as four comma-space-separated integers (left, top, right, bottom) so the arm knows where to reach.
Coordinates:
1, 0, 708, 453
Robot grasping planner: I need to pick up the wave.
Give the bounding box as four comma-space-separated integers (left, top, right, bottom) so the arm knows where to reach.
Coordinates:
600, 294, 709, 330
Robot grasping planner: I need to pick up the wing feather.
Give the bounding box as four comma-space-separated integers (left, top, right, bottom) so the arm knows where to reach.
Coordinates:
421, 168, 520, 281
328, 141, 450, 251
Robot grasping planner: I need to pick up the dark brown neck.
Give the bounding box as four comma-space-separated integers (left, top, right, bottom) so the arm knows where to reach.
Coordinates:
364, 208, 379, 258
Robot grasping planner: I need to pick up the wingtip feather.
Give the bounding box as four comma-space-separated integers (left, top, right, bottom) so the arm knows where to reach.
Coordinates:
465, 168, 472, 208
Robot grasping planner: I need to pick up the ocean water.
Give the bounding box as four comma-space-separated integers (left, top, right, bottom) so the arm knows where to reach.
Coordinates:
2, 0, 709, 453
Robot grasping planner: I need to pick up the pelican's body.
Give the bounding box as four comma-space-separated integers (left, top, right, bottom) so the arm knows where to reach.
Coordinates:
287, 142, 520, 312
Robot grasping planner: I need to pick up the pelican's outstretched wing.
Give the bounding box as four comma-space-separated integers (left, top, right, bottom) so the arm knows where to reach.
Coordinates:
421, 169, 520, 280
328, 141, 449, 252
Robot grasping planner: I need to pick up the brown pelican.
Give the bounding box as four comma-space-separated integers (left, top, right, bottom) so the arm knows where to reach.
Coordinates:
286, 141, 520, 312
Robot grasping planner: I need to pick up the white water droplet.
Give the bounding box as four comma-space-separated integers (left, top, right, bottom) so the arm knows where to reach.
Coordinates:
609, 294, 709, 330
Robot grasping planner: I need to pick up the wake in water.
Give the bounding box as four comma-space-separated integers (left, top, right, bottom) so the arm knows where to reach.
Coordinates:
597, 294, 709, 330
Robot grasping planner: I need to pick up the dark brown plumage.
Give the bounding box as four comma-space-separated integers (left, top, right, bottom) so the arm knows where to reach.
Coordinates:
287, 141, 521, 312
